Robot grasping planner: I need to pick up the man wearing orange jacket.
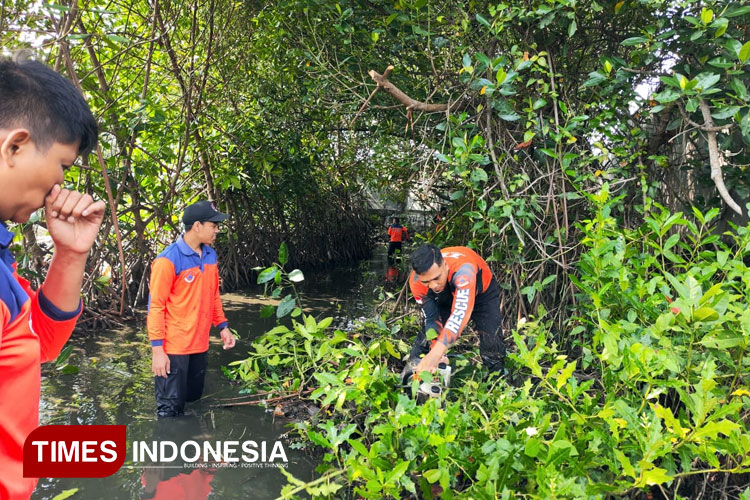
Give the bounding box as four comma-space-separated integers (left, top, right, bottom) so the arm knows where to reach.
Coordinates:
0, 57, 104, 499
387, 217, 410, 260
147, 201, 236, 418
408, 244, 506, 375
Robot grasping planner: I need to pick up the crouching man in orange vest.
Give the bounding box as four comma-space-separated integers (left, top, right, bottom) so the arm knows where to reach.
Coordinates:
408, 244, 506, 375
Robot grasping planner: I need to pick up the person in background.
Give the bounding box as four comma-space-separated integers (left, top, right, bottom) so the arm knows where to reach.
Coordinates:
407, 244, 505, 376
433, 206, 448, 234
387, 217, 410, 261
0, 55, 104, 500
147, 201, 236, 418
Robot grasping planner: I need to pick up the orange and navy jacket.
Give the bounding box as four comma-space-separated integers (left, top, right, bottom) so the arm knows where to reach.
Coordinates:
147, 236, 228, 355
409, 246, 493, 348
0, 222, 82, 500
388, 224, 409, 242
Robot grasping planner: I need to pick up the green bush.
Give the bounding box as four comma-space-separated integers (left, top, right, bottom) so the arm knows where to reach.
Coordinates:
235, 186, 749, 499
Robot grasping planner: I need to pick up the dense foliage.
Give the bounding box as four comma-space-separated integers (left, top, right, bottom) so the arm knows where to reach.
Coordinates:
235, 199, 750, 499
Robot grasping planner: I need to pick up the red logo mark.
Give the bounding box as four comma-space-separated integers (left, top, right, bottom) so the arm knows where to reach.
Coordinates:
23, 425, 127, 478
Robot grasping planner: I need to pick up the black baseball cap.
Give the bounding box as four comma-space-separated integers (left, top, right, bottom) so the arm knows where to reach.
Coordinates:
183, 201, 229, 227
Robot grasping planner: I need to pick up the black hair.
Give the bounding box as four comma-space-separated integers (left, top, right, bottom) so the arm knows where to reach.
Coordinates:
392, 217, 399, 224
0, 55, 98, 156
411, 244, 443, 274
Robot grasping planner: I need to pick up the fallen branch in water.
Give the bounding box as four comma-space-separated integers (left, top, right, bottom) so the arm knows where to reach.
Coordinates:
211, 388, 314, 408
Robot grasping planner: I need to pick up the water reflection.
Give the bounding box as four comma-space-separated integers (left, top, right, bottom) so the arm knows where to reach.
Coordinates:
141, 468, 215, 500
140, 416, 217, 499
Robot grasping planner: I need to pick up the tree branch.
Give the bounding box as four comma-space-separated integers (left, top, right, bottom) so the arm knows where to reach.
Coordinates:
367, 65, 453, 113
698, 99, 742, 215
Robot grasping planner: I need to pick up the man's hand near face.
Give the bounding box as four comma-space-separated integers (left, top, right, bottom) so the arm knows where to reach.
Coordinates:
40, 184, 106, 312
45, 184, 106, 254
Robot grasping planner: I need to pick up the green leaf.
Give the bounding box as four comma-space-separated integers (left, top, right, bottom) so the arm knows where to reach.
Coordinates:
726, 6, 750, 17
693, 419, 741, 440
539, 148, 557, 158
55, 345, 74, 366
664, 233, 680, 250
387, 460, 410, 483
347, 439, 369, 457
52, 489, 79, 500
106, 34, 130, 44
59, 365, 79, 375
257, 266, 278, 284
730, 78, 748, 100
699, 332, 744, 349
712, 106, 740, 120
652, 89, 680, 103
476, 13, 491, 28
693, 307, 718, 322
307, 430, 332, 448
475, 53, 491, 69
260, 305, 275, 318
583, 71, 608, 87
707, 57, 734, 69
568, 19, 577, 37
424, 468, 441, 483
710, 18, 728, 38
700, 8, 713, 24
694, 72, 721, 91
317, 317, 333, 330
314, 372, 341, 387
556, 361, 576, 390
385, 340, 400, 358
496, 68, 507, 85
278, 242, 289, 265
371, 31, 379, 43
739, 41, 750, 63
288, 269, 305, 282
471, 168, 488, 183
741, 110, 750, 138
615, 450, 635, 478
726, 38, 743, 57
701, 283, 726, 305
277, 294, 296, 318
637, 467, 673, 486
678, 74, 688, 90
524, 438, 541, 457
621, 36, 648, 46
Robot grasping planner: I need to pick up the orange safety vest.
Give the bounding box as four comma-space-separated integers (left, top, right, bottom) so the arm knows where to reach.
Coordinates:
408, 246, 493, 347
388, 224, 409, 242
